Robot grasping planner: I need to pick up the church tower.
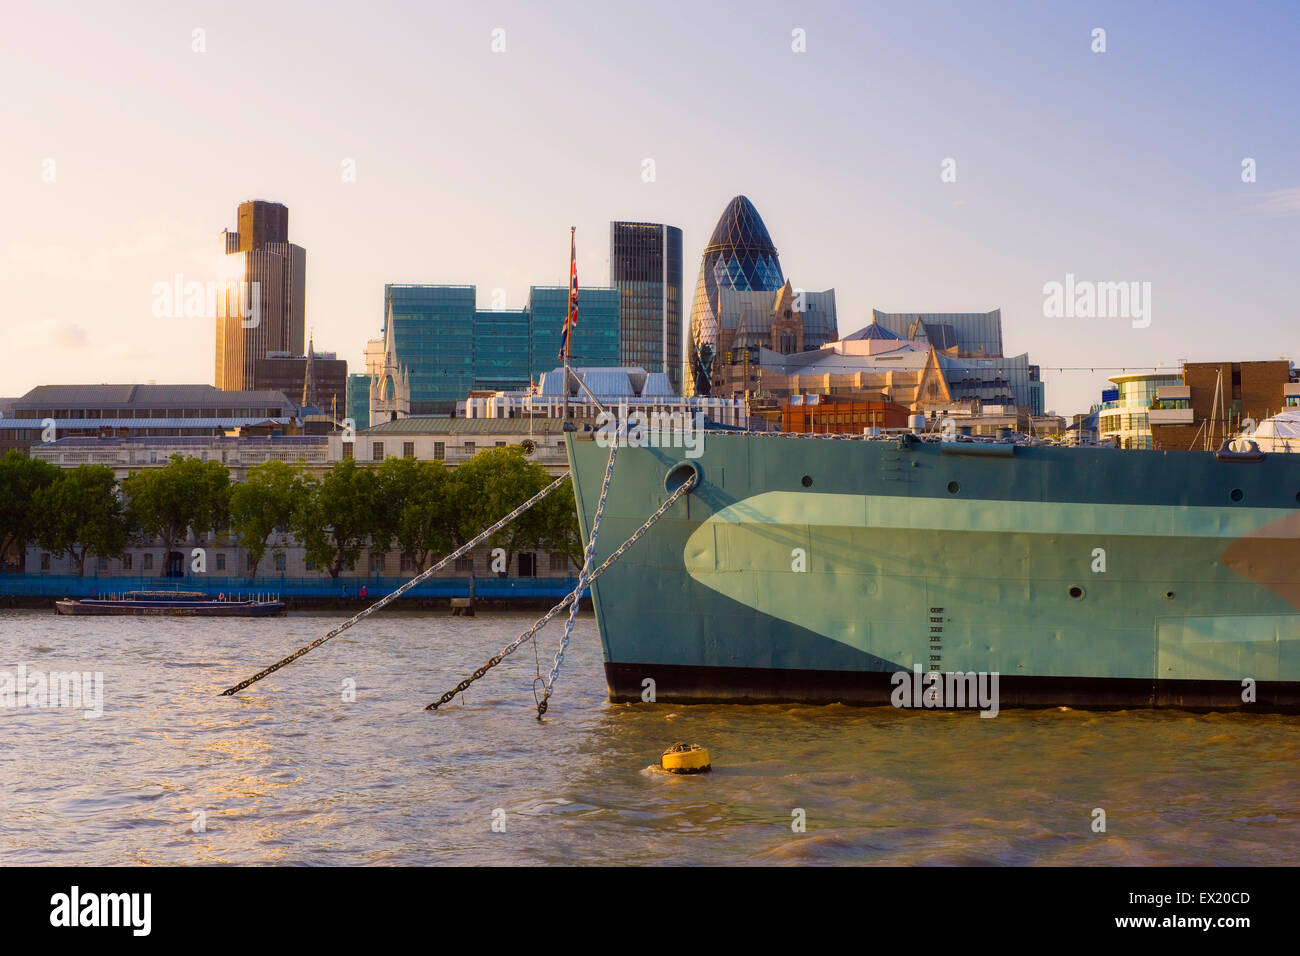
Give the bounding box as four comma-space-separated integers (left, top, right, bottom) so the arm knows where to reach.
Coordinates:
370, 304, 411, 422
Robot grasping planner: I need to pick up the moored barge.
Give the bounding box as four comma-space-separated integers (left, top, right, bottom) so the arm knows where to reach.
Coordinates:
55, 590, 285, 617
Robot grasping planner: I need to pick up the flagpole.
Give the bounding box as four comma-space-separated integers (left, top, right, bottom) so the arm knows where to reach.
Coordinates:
562, 225, 575, 431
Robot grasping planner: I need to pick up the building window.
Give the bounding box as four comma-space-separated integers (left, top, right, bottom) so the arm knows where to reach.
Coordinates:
122, 553, 133, 571
342, 443, 354, 460
305, 556, 315, 571
40, 553, 51, 571
275, 553, 287, 572
495, 441, 505, 448
549, 552, 569, 572
216, 553, 226, 571
454, 556, 474, 572
373, 441, 384, 461
97, 556, 109, 572
370, 553, 386, 572
403, 441, 415, 459
143, 553, 154, 571
434, 441, 445, 460
400, 553, 414, 572
463, 441, 474, 455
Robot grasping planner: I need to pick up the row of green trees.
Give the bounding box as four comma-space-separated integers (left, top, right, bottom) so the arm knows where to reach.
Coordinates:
0, 447, 581, 578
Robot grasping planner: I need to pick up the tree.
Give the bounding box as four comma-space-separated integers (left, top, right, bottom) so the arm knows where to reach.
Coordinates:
294, 458, 379, 579
448, 446, 554, 576
374, 456, 454, 572
0, 451, 61, 573
532, 478, 583, 572
122, 456, 231, 576
229, 459, 305, 577
33, 465, 129, 576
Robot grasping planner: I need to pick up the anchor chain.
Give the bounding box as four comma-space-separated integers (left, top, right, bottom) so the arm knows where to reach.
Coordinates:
220, 471, 572, 696
535, 436, 619, 717
425, 464, 697, 713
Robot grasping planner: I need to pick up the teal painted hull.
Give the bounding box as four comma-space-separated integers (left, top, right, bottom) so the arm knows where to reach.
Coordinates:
566, 433, 1300, 710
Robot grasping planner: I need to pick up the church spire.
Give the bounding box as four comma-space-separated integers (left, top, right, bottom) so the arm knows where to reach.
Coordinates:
301, 328, 317, 408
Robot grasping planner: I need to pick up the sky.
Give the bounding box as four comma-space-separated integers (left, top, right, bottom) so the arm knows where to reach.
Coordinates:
3, 0, 1298, 416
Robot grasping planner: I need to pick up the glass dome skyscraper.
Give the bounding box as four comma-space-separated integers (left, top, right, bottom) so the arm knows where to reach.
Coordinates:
688, 195, 784, 395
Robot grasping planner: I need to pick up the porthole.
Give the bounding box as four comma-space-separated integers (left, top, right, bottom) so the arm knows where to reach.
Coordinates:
1165, 590, 1175, 600
1068, 586, 1084, 599
947, 481, 960, 495
1230, 488, 1244, 502
801, 475, 813, 488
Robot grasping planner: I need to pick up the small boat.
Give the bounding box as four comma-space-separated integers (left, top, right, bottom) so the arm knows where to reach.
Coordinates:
55, 590, 286, 617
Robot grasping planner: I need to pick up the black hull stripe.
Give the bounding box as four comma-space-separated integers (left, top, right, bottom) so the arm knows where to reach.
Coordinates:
605, 663, 1300, 712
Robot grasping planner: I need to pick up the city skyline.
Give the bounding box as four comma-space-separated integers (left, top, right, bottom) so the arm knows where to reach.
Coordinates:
4, 1, 1298, 416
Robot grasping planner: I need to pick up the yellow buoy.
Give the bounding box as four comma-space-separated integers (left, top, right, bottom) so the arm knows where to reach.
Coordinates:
661, 742, 711, 774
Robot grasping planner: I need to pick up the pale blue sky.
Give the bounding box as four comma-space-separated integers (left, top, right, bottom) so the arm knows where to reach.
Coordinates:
3, 0, 1297, 415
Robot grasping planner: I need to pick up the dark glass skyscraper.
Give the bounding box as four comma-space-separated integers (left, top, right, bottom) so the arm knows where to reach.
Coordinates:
688, 196, 784, 395
610, 222, 683, 393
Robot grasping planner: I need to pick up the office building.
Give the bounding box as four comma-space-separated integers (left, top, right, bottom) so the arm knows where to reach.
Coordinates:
252, 338, 347, 419
214, 200, 307, 391
688, 196, 786, 395
527, 285, 620, 376
371, 284, 622, 416
1099, 373, 1183, 449
610, 221, 684, 392
345, 373, 371, 430
1147, 360, 1299, 451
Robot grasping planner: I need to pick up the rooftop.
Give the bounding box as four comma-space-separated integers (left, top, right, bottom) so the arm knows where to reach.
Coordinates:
14, 384, 293, 407
362, 417, 570, 436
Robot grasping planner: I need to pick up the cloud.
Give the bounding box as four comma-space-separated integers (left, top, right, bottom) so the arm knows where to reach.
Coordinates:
13, 319, 90, 351
52, 322, 90, 350
1243, 186, 1300, 218
0, 242, 113, 282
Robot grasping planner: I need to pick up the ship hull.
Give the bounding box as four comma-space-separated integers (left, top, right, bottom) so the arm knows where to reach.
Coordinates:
566, 433, 1300, 711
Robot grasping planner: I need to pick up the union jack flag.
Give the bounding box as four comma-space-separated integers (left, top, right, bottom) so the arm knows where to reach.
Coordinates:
558, 227, 577, 362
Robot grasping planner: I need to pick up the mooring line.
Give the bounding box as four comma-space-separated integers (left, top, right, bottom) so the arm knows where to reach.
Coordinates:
425, 463, 697, 713
535, 438, 618, 717
219, 472, 572, 697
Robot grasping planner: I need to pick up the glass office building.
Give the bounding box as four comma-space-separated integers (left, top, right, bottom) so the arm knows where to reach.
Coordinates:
1099, 372, 1182, 449
345, 373, 371, 430
871, 310, 1005, 357
527, 285, 620, 378
474, 308, 531, 391
374, 284, 622, 415
384, 285, 477, 414
688, 196, 785, 395
610, 222, 684, 393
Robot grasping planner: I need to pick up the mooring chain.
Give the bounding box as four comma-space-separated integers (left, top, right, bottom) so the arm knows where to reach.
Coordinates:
425, 469, 697, 713
536, 437, 619, 717
220, 472, 573, 696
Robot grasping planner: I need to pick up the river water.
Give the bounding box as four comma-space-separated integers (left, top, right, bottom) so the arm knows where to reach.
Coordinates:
1, 608, 1296, 865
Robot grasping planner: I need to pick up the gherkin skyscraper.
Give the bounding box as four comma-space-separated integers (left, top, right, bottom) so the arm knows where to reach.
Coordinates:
688, 195, 784, 395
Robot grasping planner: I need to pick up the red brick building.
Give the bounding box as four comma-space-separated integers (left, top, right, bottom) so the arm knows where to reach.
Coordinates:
1149, 360, 1297, 451
780, 396, 911, 434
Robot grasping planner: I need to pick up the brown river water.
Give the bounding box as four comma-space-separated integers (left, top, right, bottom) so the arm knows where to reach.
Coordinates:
1, 609, 1297, 865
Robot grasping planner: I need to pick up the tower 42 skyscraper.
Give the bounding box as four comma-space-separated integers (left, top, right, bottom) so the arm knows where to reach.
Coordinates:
215, 199, 306, 391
